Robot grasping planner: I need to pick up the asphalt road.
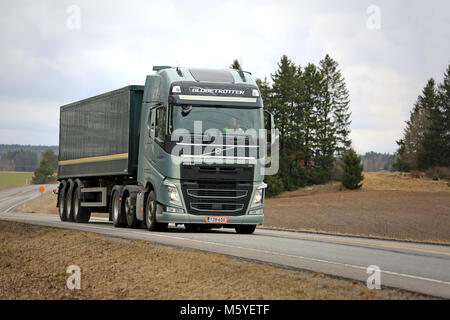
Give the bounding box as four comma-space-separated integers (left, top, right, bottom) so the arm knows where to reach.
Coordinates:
0, 184, 55, 213
0, 185, 449, 298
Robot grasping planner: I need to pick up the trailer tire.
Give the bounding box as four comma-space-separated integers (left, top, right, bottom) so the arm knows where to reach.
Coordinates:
111, 191, 126, 227
145, 191, 168, 231
65, 180, 75, 222
73, 186, 91, 223
58, 183, 68, 221
235, 225, 256, 234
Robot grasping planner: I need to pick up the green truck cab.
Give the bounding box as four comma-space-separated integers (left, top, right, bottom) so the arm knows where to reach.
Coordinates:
57, 66, 275, 234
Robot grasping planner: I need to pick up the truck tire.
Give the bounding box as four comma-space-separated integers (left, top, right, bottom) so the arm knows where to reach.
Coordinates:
111, 191, 126, 227
235, 225, 256, 234
73, 186, 91, 223
58, 183, 68, 221
145, 190, 168, 231
124, 193, 140, 228
65, 180, 75, 222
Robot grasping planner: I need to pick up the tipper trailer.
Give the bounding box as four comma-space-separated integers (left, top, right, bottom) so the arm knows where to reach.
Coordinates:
57, 66, 275, 234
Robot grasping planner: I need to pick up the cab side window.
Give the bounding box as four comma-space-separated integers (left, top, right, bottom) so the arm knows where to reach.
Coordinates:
155, 107, 166, 142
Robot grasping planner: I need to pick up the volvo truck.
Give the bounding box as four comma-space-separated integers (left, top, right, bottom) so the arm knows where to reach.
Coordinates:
56, 66, 275, 234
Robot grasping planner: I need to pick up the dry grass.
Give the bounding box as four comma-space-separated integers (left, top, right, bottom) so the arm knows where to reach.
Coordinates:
264, 172, 450, 244
362, 172, 450, 193
0, 221, 430, 300
16, 191, 58, 215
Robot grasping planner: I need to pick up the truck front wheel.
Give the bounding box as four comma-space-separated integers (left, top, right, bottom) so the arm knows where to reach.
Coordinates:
145, 191, 168, 231
235, 225, 256, 234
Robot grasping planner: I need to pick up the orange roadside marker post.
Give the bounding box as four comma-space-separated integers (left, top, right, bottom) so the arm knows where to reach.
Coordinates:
39, 186, 45, 212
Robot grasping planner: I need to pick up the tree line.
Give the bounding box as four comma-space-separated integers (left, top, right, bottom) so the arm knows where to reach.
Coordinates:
394, 63, 450, 174
231, 55, 362, 196
0, 145, 58, 172
361, 152, 396, 172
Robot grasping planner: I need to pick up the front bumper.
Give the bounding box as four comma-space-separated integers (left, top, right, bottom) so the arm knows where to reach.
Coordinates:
156, 211, 264, 225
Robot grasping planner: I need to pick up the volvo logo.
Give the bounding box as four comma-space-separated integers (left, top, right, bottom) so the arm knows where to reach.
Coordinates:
214, 148, 222, 155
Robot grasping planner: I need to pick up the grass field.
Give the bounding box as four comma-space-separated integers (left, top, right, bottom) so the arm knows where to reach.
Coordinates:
264, 172, 450, 244
0, 221, 429, 300
0, 171, 33, 190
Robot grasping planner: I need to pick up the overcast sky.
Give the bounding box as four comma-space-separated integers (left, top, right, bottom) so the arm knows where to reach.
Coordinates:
0, 0, 449, 154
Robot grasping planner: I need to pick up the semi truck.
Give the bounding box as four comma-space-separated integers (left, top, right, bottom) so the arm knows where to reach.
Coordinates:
56, 66, 275, 234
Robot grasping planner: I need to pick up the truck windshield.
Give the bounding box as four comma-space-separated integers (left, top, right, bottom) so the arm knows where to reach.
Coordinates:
169, 104, 263, 135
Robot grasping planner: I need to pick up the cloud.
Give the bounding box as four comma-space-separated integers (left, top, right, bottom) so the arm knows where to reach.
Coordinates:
0, 0, 449, 153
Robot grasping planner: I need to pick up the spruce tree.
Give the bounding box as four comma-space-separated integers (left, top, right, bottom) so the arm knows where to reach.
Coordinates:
31, 158, 55, 184
437, 63, 450, 166
342, 149, 364, 189
271, 55, 305, 189
299, 63, 322, 183
319, 54, 352, 158
230, 59, 242, 70
416, 79, 441, 169
42, 149, 58, 171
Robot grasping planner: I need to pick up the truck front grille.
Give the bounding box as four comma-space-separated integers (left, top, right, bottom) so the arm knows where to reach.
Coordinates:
181, 181, 252, 216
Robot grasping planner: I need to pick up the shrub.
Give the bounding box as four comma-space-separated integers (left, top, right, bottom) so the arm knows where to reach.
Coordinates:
410, 170, 424, 179
425, 167, 450, 180
265, 175, 285, 198
308, 168, 331, 185
342, 149, 364, 190
31, 159, 55, 184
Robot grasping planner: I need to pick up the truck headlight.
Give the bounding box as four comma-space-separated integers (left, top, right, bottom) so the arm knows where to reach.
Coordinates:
251, 183, 267, 208
163, 181, 182, 207
251, 189, 263, 208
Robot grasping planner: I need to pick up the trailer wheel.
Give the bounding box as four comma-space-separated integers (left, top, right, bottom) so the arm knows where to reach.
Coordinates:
145, 191, 168, 231
73, 186, 91, 223
58, 184, 68, 221
65, 181, 75, 222
111, 191, 126, 227
235, 225, 256, 234
124, 193, 140, 228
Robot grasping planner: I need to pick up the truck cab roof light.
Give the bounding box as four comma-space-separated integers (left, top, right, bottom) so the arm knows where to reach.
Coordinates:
172, 86, 181, 93
252, 89, 260, 97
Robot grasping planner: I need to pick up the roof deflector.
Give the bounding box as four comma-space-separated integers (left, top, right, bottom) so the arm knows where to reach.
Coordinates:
189, 68, 235, 83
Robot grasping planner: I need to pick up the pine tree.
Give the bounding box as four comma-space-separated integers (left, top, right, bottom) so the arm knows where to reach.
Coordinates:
299, 63, 323, 183
31, 158, 55, 184
42, 149, 58, 171
271, 55, 306, 189
398, 101, 430, 170
342, 149, 364, 189
230, 59, 242, 70
416, 79, 441, 169
319, 54, 352, 158
437, 63, 450, 166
